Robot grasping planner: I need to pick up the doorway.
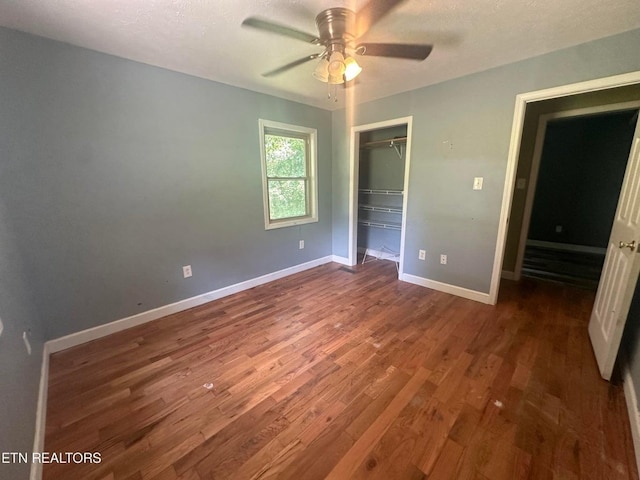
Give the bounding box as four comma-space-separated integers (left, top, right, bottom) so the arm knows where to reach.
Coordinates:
348, 116, 413, 276
491, 76, 640, 305
515, 107, 639, 288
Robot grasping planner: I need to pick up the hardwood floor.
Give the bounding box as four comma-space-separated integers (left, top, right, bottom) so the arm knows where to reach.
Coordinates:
44, 260, 638, 479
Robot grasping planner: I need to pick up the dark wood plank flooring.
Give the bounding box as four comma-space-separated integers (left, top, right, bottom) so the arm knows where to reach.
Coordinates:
44, 260, 638, 479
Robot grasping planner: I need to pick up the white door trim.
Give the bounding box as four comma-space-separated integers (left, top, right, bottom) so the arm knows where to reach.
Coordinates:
513, 100, 640, 281
348, 116, 413, 277
490, 71, 640, 305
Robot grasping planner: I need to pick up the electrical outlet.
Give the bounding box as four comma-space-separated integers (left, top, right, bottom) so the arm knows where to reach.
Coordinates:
23, 331, 31, 355
440, 254, 447, 265
473, 177, 483, 190
418, 249, 426, 260
299, 240, 305, 250
182, 265, 192, 278
0, 317, 3, 338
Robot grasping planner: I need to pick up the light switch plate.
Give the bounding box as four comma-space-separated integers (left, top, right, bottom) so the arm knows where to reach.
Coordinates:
473, 177, 483, 190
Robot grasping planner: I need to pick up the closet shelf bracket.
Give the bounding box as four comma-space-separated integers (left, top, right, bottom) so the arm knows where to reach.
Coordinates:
390, 140, 403, 159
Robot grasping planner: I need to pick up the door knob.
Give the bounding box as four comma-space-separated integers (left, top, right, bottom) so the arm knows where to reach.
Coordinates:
619, 240, 636, 251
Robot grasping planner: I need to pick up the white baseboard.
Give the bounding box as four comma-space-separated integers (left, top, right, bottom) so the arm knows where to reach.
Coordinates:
30, 344, 50, 480
526, 239, 606, 255
399, 273, 491, 304
47, 256, 335, 354
501, 270, 516, 280
32, 255, 338, 479
331, 255, 352, 266
623, 362, 640, 477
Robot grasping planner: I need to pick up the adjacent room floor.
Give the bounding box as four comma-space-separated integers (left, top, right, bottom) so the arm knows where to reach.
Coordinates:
44, 260, 638, 479
522, 244, 606, 290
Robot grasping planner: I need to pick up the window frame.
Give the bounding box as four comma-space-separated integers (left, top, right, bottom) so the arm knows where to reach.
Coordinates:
259, 119, 318, 230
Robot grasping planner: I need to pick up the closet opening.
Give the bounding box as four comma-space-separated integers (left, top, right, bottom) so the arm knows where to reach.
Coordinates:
348, 117, 413, 278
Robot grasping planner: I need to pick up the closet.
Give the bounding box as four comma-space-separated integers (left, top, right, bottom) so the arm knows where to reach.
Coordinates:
356, 124, 407, 270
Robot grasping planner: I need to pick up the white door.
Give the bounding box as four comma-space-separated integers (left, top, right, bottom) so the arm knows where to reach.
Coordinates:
589, 115, 640, 380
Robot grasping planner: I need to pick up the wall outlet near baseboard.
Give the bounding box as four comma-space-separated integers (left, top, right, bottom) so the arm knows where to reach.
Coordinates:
418, 249, 426, 260
183, 265, 192, 278
440, 254, 447, 265
299, 240, 304, 249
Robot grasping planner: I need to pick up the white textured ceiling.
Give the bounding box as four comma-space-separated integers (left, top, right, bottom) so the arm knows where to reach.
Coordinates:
1, 0, 639, 110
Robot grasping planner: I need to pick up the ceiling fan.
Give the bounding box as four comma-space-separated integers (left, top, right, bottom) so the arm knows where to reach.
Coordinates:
241, 0, 432, 90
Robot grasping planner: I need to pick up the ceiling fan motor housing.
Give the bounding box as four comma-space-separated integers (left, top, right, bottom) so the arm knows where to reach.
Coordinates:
315, 8, 356, 54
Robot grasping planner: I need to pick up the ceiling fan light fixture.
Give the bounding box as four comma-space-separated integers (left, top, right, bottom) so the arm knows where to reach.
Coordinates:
243, 5, 433, 101
312, 58, 329, 82
343, 56, 362, 81
327, 51, 346, 76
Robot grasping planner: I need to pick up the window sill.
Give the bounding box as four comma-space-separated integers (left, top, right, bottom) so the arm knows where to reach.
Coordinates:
265, 216, 318, 230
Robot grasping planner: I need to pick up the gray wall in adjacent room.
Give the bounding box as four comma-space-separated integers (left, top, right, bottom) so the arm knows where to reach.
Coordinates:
0, 27, 332, 341
332, 28, 640, 294
0, 203, 45, 479
527, 111, 635, 247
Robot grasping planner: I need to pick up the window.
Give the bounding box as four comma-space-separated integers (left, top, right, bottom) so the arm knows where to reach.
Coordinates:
259, 119, 318, 229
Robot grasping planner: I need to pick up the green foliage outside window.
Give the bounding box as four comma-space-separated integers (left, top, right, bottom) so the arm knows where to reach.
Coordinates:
265, 134, 308, 220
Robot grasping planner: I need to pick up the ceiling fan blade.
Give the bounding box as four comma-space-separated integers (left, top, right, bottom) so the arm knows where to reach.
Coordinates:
356, 43, 433, 60
262, 53, 322, 78
356, 0, 407, 37
242, 17, 320, 44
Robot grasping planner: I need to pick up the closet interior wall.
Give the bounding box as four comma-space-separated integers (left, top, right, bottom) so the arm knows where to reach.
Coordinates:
357, 124, 408, 268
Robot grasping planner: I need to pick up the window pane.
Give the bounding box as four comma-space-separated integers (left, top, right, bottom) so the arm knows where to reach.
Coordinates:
268, 179, 307, 220
265, 134, 306, 177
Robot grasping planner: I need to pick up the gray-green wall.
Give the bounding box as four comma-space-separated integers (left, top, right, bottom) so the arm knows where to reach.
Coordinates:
0, 203, 45, 480
0, 26, 332, 472
0, 27, 332, 341
332, 28, 640, 294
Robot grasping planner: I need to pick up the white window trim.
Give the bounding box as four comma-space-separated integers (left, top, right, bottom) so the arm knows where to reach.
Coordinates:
259, 119, 318, 230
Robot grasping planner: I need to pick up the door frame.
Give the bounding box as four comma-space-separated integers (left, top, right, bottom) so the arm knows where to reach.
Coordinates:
490, 71, 640, 304
512, 100, 640, 281
348, 116, 413, 275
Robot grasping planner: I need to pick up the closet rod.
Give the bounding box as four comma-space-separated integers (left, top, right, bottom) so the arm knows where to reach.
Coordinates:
360, 136, 407, 148
361, 136, 406, 159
